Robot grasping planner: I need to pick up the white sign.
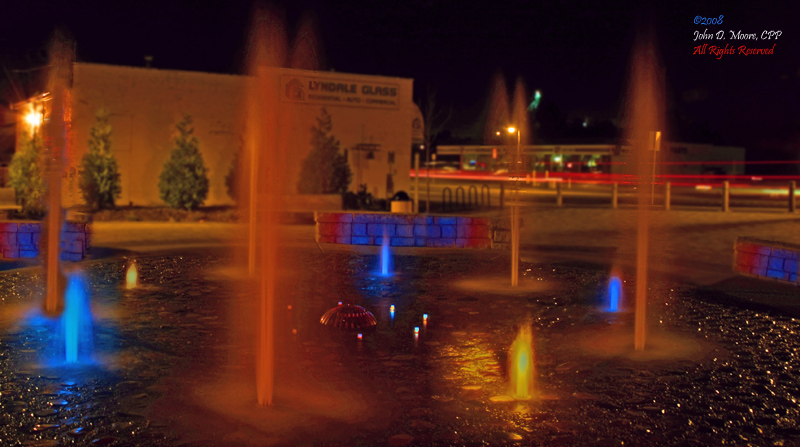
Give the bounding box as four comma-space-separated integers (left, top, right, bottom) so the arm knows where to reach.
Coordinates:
281, 75, 400, 110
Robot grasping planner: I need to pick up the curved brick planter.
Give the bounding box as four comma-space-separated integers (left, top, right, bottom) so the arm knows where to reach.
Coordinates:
315, 211, 510, 249
0, 221, 90, 261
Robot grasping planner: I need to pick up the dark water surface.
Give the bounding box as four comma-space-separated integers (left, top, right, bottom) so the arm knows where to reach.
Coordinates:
1, 249, 799, 446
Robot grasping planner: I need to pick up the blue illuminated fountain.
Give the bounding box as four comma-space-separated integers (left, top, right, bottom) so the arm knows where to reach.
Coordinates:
60, 271, 94, 364
379, 225, 392, 277
607, 275, 622, 312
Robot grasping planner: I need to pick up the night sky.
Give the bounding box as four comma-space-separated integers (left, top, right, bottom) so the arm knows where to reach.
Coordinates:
2, 0, 798, 159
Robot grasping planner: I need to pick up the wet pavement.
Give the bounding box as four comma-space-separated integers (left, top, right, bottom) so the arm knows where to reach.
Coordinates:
1, 248, 800, 446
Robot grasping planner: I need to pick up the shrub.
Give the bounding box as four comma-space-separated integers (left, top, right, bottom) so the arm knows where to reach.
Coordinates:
158, 115, 209, 210
8, 132, 46, 218
79, 108, 121, 210
297, 107, 352, 194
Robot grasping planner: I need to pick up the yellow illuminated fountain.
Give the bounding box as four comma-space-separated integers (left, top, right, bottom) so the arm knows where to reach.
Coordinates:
509, 325, 536, 400
126, 261, 138, 290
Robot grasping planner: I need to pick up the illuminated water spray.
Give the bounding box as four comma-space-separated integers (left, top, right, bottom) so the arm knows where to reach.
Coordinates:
608, 275, 622, 312
624, 29, 665, 351
509, 325, 535, 400
240, 5, 292, 407
61, 271, 93, 364
43, 32, 73, 317
126, 261, 138, 290
380, 226, 392, 277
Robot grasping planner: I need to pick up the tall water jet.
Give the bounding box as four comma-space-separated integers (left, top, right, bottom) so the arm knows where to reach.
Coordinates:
623, 29, 666, 351
483, 72, 510, 144
509, 324, 535, 400
242, 5, 289, 407
61, 270, 93, 364
43, 32, 74, 317
380, 226, 391, 276
289, 13, 323, 70
508, 78, 531, 287
608, 275, 622, 312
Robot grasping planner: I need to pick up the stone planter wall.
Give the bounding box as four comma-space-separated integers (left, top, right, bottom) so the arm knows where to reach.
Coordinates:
315, 212, 511, 249
0, 221, 90, 261
734, 237, 799, 285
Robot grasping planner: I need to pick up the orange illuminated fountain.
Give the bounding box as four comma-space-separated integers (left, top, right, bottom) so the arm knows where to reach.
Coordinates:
624, 29, 665, 351
466, 73, 553, 293
509, 325, 536, 400
126, 261, 138, 290
43, 32, 73, 317
509, 77, 530, 287
241, 6, 289, 408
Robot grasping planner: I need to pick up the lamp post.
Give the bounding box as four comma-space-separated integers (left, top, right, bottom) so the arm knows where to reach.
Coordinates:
507, 126, 521, 287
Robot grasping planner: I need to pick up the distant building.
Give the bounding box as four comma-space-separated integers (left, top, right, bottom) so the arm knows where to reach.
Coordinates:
14, 63, 418, 207
438, 141, 746, 176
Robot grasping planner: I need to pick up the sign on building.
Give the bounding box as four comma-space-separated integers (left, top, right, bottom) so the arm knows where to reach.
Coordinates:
281, 75, 400, 110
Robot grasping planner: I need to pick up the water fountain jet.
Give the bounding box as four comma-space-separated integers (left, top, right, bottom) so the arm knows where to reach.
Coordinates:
42, 32, 73, 317
61, 271, 94, 364
509, 325, 535, 400
380, 226, 392, 277
607, 275, 622, 312
126, 261, 138, 290
623, 29, 665, 351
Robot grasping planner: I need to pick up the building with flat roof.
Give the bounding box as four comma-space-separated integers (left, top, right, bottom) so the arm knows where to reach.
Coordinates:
438, 141, 746, 176
16, 63, 419, 207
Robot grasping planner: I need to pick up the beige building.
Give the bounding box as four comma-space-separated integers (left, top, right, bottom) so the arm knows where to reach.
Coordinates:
49, 63, 416, 207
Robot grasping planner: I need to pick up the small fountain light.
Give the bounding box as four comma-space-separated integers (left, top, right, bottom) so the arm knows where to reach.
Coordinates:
126, 261, 138, 290
390, 304, 395, 320
357, 333, 363, 340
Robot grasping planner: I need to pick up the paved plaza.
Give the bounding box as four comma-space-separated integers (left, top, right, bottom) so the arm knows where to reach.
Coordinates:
0, 207, 798, 446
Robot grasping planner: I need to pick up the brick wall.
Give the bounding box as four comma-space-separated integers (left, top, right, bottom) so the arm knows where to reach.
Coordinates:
0, 221, 90, 261
734, 237, 799, 285
315, 212, 511, 249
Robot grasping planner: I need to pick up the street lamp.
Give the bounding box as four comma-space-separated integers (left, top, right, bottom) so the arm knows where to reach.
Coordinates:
25, 110, 43, 129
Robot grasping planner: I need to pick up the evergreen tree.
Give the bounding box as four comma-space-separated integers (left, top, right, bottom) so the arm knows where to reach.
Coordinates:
297, 107, 352, 194
158, 115, 209, 210
79, 108, 121, 210
8, 131, 46, 218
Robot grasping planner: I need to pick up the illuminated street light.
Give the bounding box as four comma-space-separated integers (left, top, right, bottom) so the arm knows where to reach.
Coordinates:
507, 126, 516, 134
25, 110, 43, 128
